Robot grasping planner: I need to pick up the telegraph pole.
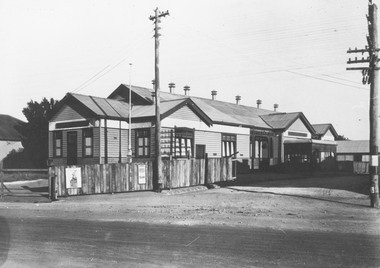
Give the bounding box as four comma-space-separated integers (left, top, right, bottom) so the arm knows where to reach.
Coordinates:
149, 8, 169, 192
347, 0, 380, 208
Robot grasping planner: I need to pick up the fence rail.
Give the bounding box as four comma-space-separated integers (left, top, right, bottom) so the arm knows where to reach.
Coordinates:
49, 157, 232, 198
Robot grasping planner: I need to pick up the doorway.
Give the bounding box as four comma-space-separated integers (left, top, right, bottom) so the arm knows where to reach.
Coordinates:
67, 132, 77, 166
195, 144, 206, 159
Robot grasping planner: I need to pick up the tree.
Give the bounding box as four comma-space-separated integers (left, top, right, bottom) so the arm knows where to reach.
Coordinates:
336, 135, 349, 141
18, 98, 58, 168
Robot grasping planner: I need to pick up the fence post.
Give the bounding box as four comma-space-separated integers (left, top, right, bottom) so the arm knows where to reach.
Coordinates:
0, 170, 3, 198
204, 153, 209, 185
49, 168, 57, 201
169, 155, 172, 190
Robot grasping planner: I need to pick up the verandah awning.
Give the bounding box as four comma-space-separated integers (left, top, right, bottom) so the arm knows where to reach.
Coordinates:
284, 139, 337, 154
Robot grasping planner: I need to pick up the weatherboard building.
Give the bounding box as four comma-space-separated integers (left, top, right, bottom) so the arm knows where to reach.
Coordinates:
48, 84, 338, 173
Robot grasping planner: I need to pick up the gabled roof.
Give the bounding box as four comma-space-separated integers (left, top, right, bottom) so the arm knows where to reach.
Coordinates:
260, 112, 315, 134
132, 98, 213, 126
52, 92, 213, 126
107, 84, 153, 105
336, 140, 369, 154
108, 84, 275, 129
312, 123, 339, 138
191, 98, 273, 128
0, 114, 25, 141
53, 93, 130, 121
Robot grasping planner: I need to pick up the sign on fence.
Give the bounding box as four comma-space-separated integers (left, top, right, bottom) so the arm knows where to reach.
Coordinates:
65, 167, 82, 188
138, 164, 146, 184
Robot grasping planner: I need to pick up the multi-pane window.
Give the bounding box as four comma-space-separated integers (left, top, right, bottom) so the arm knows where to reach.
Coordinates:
175, 137, 193, 158
174, 128, 194, 158
83, 128, 93, 157
136, 129, 150, 157
222, 134, 236, 157
53, 131, 62, 157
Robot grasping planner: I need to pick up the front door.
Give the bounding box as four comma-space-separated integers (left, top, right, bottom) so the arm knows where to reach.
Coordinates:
67, 132, 77, 166
195, 144, 206, 159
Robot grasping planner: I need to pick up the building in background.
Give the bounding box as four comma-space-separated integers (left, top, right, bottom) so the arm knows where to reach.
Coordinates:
336, 140, 369, 174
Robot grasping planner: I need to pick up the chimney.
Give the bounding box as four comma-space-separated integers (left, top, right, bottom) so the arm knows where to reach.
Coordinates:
184, 85, 190, 96
211, 90, 217, 100
256, 99, 262, 109
274, 103, 279, 112
168, 82, 175, 94
235, 95, 241, 105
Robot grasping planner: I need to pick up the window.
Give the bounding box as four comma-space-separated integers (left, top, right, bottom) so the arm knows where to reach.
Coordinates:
174, 128, 194, 158
136, 129, 150, 157
175, 137, 193, 158
53, 131, 62, 157
83, 128, 93, 157
354, 154, 362, 162
222, 134, 236, 157
362, 155, 370, 162
253, 137, 269, 159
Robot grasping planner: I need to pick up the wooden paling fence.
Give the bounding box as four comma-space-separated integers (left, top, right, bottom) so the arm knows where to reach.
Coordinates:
161, 158, 232, 189
49, 157, 233, 198
49, 161, 153, 198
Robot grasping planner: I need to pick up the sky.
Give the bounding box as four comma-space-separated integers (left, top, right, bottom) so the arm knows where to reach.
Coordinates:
0, 0, 374, 140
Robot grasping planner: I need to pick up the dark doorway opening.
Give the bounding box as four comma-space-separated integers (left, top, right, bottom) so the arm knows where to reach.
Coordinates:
67, 132, 77, 166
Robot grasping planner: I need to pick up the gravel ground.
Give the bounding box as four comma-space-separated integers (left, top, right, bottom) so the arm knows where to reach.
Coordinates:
1, 173, 379, 236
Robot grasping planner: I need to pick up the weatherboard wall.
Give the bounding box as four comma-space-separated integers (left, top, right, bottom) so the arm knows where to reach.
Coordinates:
50, 104, 85, 122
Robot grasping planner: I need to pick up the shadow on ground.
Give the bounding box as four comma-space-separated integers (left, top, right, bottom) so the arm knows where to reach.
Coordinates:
217, 172, 369, 195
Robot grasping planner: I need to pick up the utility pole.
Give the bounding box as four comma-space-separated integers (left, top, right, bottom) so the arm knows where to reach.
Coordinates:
347, 0, 380, 208
149, 8, 169, 192
128, 63, 132, 164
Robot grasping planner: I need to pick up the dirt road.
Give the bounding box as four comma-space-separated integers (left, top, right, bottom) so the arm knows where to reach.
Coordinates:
0, 173, 379, 267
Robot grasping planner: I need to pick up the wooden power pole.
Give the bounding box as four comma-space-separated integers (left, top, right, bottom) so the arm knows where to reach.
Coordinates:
347, 0, 380, 208
149, 8, 169, 192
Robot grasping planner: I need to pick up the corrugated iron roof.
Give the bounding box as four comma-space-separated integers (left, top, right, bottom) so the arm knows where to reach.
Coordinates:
191, 98, 272, 128
110, 85, 275, 129
336, 140, 369, 154
260, 112, 300, 129
132, 99, 186, 118
0, 114, 24, 141
312, 123, 338, 138
312, 124, 330, 135
70, 93, 130, 119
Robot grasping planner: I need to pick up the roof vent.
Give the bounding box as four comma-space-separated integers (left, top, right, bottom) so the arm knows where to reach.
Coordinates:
211, 90, 217, 100
274, 103, 279, 112
169, 82, 175, 94
256, 99, 262, 109
184, 85, 190, 96
236, 95, 241, 105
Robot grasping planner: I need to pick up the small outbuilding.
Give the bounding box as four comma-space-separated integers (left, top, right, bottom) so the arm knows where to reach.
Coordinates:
336, 140, 369, 174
